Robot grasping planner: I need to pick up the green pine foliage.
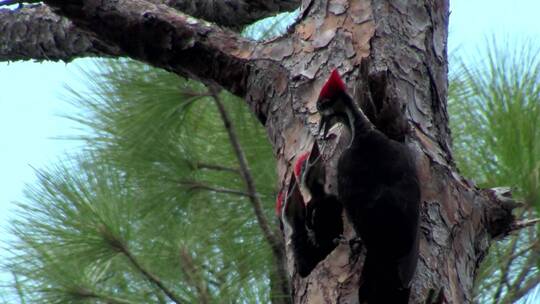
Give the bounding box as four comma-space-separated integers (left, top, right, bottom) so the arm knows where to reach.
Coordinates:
449, 38, 540, 303
2, 59, 278, 303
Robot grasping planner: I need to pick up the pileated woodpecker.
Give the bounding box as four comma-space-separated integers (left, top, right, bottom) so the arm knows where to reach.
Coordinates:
280, 147, 343, 277
317, 69, 420, 303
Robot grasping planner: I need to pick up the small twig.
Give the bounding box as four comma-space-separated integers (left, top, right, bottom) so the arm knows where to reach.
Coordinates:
121, 246, 185, 304
179, 90, 212, 99
199, 263, 224, 288
179, 247, 211, 304
509, 218, 540, 232
196, 162, 240, 174
12, 272, 26, 304
99, 226, 185, 304
207, 86, 290, 301
508, 238, 540, 261
40, 287, 135, 304
177, 180, 251, 197
492, 234, 519, 303
73, 289, 135, 304
155, 291, 167, 304
503, 248, 538, 303
501, 275, 540, 304
207, 87, 281, 253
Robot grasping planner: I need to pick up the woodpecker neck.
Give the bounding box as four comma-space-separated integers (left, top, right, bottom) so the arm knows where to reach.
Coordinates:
350, 106, 373, 131
341, 93, 373, 146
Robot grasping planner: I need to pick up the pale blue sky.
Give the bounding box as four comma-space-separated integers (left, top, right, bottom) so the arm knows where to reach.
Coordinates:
1, 0, 540, 301
0, 60, 88, 229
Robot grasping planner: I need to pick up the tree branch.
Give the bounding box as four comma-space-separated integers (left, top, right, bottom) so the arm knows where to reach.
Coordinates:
163, 0, 300, 28
483, 187, 519, 239
12, 272, 26, 304
0, 5, 122, 62
503, 246, 539, 304
38, 286, 136, 304
210, 87, 290, 302
38, 0, 257, 97
501, 275, 540, 304
195, 162, 240, 174
98, 225, 186, 304
121, 248, 186, 304
179, 247, 211, 304
0, 1, 286, 121
492, 234, 519, 303
68, 289, 136, 304
177, 180, 251, 197
0, 0, 300, 28
508, 218, 540, 233
508, 238, 540, 261
209, 88, 280, 252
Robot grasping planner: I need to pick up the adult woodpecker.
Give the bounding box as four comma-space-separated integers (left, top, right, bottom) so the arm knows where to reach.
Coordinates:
317, 69, 420, 303
282, 147, 343, 277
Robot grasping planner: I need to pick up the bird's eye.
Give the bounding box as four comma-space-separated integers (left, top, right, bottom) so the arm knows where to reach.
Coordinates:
317, 99, 330, 111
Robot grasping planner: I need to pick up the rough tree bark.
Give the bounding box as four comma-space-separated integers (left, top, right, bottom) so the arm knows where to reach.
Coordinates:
0, 0, 523, 303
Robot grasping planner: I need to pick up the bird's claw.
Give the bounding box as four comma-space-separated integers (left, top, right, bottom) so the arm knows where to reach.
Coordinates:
333, 236, 363, 254
333, 235, 348, 245
348, 237, 363, 255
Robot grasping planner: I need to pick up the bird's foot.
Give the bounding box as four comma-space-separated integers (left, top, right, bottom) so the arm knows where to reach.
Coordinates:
348, 237, 363, 255
333, 236, 363, 253
333, 235, 348, 245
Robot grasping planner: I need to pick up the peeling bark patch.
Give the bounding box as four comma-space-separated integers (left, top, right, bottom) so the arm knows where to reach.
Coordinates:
329, 0, 348, 15
349, 0, 372, 24
230, 40, 255, 59
260, 38, 294, 60
290, 51, 313, 74
297, 21, 316, 40
262, 0, 375, 86
312, 16, 342, 49
346, 21, 374, 61
342, 31, 355, 58
312, 28, 335, 49
421, 201, 450, 247
274, 72, 289, 96
432, 221, 449, 246
303, 54, 326, 79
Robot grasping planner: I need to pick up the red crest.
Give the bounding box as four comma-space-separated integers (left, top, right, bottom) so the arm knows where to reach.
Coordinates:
318, 69, 347, 101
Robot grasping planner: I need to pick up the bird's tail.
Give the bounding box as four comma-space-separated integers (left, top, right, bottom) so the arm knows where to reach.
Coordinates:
358, 253, 410, 304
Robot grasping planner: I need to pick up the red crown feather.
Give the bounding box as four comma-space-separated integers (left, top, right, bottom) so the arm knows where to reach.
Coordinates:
294, 152, 310, 179
318, 69, 347, 101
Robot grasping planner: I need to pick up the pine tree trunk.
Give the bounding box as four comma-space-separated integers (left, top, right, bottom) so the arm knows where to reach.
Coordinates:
258, 1, 513, 303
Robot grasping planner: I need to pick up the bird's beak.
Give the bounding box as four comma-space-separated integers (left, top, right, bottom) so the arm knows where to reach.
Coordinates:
317, 118, 327, 139
318, 115, 334, 139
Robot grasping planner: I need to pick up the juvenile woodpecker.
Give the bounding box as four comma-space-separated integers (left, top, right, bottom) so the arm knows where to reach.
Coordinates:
281, 148, 343, 277
317, 69, 420, 304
